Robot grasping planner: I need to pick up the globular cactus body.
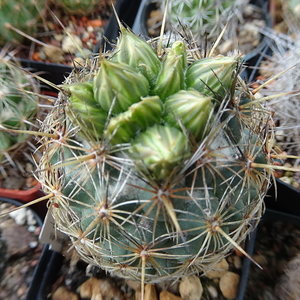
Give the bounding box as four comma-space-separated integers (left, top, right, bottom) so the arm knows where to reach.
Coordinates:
38, 25, 273, 284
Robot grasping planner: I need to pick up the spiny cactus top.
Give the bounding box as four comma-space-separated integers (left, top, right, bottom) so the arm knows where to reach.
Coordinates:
37, 25, 273, 284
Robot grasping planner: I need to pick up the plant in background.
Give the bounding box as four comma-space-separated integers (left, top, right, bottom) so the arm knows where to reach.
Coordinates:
1, 13, 299, 300
0, 48, 39, 171
161, 0, 246, 43
0, 0, 44, 45
50, 0, 108, 16
258, 24, 300, 178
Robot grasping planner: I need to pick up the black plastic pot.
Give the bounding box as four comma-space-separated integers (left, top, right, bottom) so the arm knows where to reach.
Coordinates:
99, 0, 143, 51
265, 178, 300, 216
25, 244, 64, 300
19, 59, 73, 91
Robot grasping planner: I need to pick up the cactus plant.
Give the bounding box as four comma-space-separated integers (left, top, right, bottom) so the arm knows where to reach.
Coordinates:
0, 0, 44, 45
51, 0, 107, 16
0, 49, 39, 167
161, 0, 246, 42
29, 22, 281, 293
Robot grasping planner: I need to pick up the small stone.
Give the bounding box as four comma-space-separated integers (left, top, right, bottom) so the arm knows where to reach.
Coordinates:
233, 255, 242, 269
72, 57, 85, 66
135, 290, 142, 300
254, 91, 263, 100
27, 225, 36, 233
52, 286, 79, 300
155, 280, 179, 295
86, 40, 94, 49
53, 33, 64, 42
25, 162, 33, 173
82, 31, 90, 40
29, 241, 38, 248
179, 275, 203, 300
284, 162, 293, 169
275, 130, 285, 141
144, 284, 157, 300
87, 25, 94, 33
126, 280, 141, 292
79, 277, 124, 300
79, 277, 98, 298
9, 208, 27, 226
62, 35, 83, 54
38, 49, 47, 60
160, 290, 182, 300
26, 209, 37, 226
205, 259, 229, 279
16, 283, 28, 298
219, 271, 240, 299
49, 38, 61, 48
218, 40, 234, 55
43, 46, 65, 63
292, 181, 300, 189
207, 285, 218, 298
